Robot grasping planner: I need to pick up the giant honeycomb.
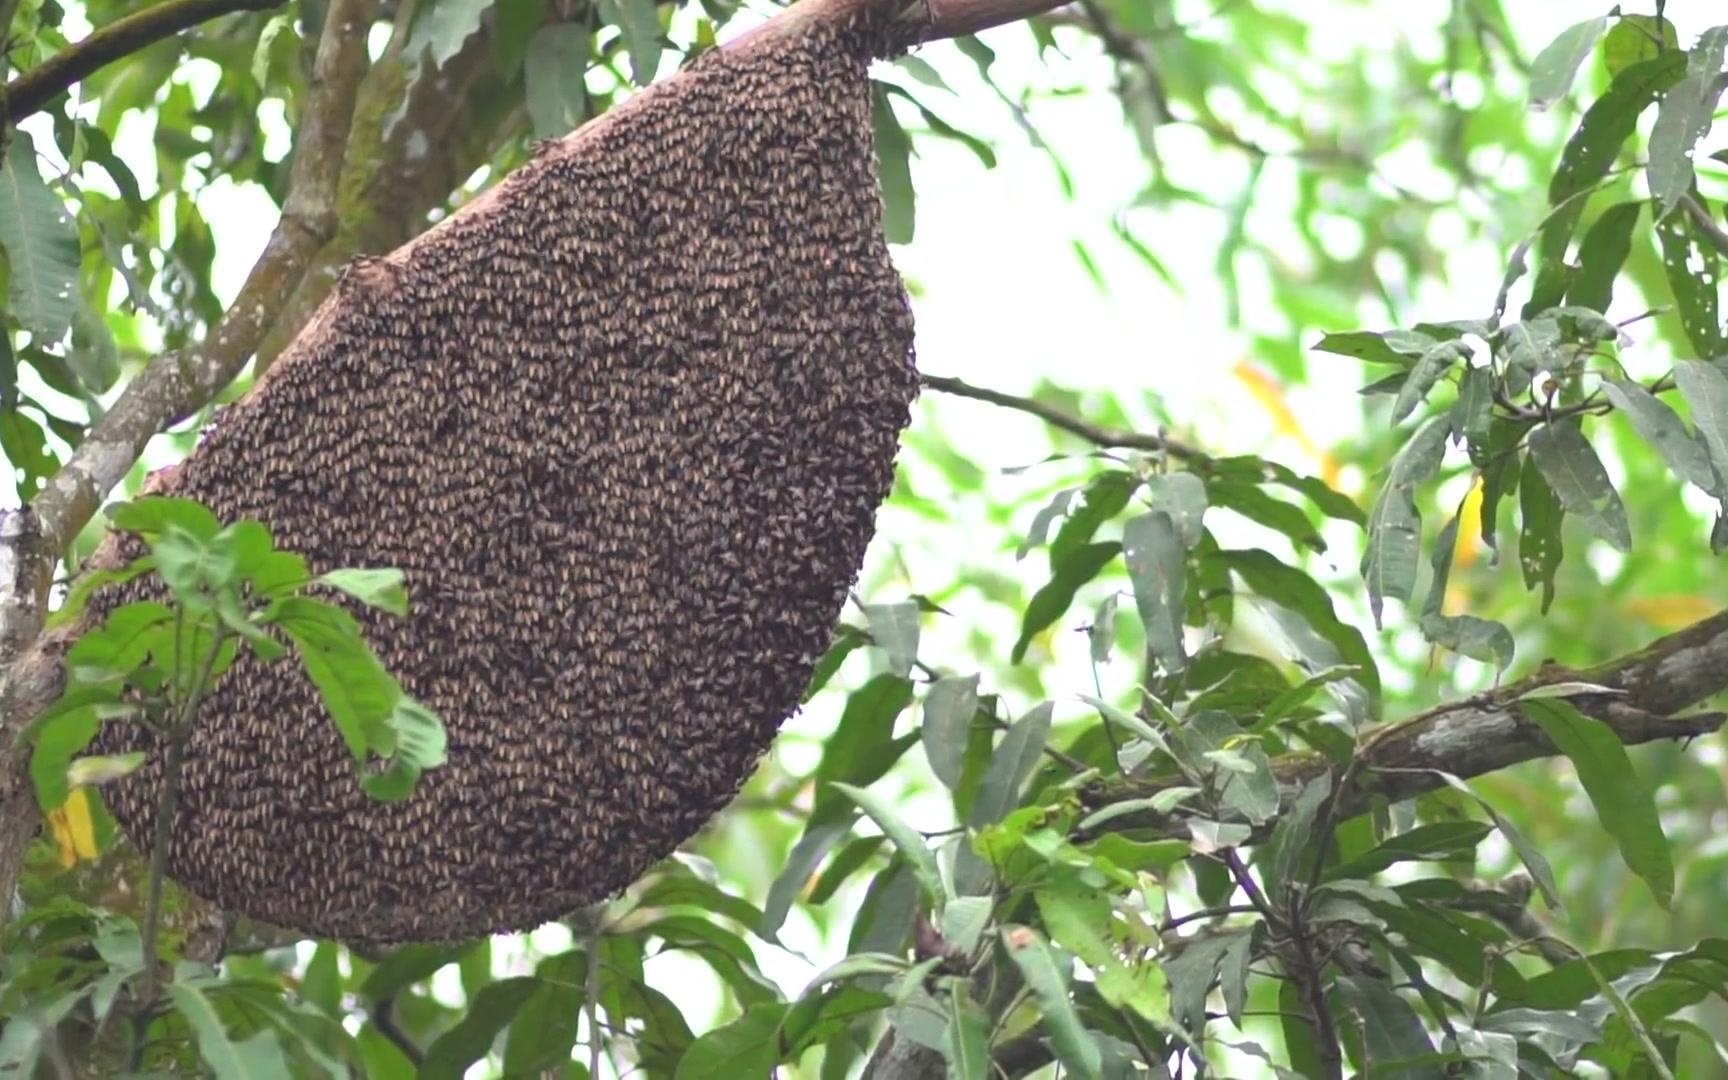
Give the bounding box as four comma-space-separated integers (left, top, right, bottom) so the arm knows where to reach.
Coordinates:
91, 10, 921, 943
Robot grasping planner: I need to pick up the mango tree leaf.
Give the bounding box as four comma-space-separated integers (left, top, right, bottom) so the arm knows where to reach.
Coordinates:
968, 702, 1051, 828
108, 496, 221, 541
872, 84, 915, 244
1655, 187, 1725, 358
1648, 27, 1728, 217
1146, 472, 1207, 546
942, 992, 991, 1080
1674, 361, 1728, 492
271, 597, 399, 762
1001, 926, 1103, 1080
808, 674, 916, 826
864, 600, 920, 678
1263, 773, 1332, 905
1122, 511, 1186, 672
1362, 416, 1449, 627
406, 0, 494, 67
1019, 487, 1077, 559
1431, 772, 1562, 909
674, 1003, 786, 1079
1326, 821, 1493, 880
1603, 378, 1720, 496
1012, 541, 1120, 663
359, 943, 478, 1001
501, 950, 586, 1075
760, 816, 856, 941
1567, 201, 1643, 312
1602, 15, 1677, 77
921, 674, 978, 790
166, 983, 292, 1080
1527, 16, 1608, 110
1163, 931, 1241, 1034
28, 703, 98, 812
1313, 329, 1431, 366
1528, 419, 1631, 552
0, 133, 80, 342
1521, 699, 1673, 907
1206, 478, 1327, 553
1334, 976, 1436, 1076
420, 977, 542, 1080
1393, 340, 1470, 423
600, 0, 663, 85
1419, 613, 1515, 670
834, 782, 945, 914
1517, 450, 1564, 613
524, 23, 591, 138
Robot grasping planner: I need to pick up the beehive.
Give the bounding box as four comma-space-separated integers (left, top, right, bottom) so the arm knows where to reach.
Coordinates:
90, 8, 921, 943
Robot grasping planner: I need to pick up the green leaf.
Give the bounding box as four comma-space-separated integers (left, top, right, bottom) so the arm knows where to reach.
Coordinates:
420, 977, 542, 1080
1392, 340, 1469, 423
600, 0, 662, 85
1527, 419, 1631, 552
1603, 378, 1720, 496
1018, 487, 1077, 559
921, 674, 978, 791
1001, 927, 1103, 1080
1263, 773, 1331, 906
1602, 15, 1677, 77
781, 985, 890, 1057
1163, 931, 1241, 1034
942, 991, 991, 1080
1036, 887, 1170, 1026
940, 896, 992, 956
1362, 415, 1449, 627
1326, 821, 1493, 880
360, 697, 447, 801
1313, 329, 1432, 367
66, 599, 173, 676
1333, 976, 1436, 1078
167, 983, 292, 1080
760, 817, 855, 941
1051, 473, 1137, 560
1521, 699, 1673, 907
1517, 450, 1564, 613
493, 0, 550, 74
1121, 511, 1185, 673
1214, 549, 1381, 718
524, 23, 591, 138
872, 84, 915, 245
1430, 772, 1562, 910
968, 702, 1051, 828
29, 703, 98, 812
359, 943, 478, 1001
1526, 17, 1608, 110
674, 1003, 787, 1079
864, 600, 920, 678
108, 496, 221, 542
804, 624, 867, 702
273, 597, 398, 764
407, 0, 494, 67
1647, 28, 1728, 217
811, 675, 916, 821
834, 782, 945, 914
1012, 541, 1119, 663
0, 132, 80, 342
1567, 202, 1643, 312
318, 568, 410, 616
1674, 361, 1728, 494
1419, 613, 1514, 670
1654, 186, 1725, 359
1206, 478, 1327, 553
153, 526, 236, 598
1146, 473, 1208, 547
1546, 50, 1685, 225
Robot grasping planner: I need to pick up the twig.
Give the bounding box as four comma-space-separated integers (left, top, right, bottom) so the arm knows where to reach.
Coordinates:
6, 0, 286, 121
371, 994, 425, 1066
920, 373, 1201, 461
1681, 194, 1728, 259
1156, 903, 1261, 935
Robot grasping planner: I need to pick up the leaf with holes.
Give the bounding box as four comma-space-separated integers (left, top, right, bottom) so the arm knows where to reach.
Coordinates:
1528, 420, 1630, 553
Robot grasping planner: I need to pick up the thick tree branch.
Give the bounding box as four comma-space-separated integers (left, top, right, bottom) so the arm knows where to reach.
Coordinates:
5, 0, 286, 121
0, 0, 376, 914
1088, 611, 1728, 836
920, 373, 1201, 461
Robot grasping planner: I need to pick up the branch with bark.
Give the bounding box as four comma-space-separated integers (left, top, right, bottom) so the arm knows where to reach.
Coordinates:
4, 0, 287, 121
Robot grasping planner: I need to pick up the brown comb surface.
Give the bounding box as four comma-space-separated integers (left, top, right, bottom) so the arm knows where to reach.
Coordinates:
92, 17, 919, 943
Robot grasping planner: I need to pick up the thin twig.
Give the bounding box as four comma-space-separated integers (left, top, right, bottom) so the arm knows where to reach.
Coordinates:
1681, 194, 1728, 259
920, 373, 1201, 461
6, 0, 286, 121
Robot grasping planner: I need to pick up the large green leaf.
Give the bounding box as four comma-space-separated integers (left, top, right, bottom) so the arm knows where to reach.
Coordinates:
0, 133, 80, 342
1122, 510, 1186, 672
674, 1003, 787, 1079
1526, 17, 1608, 110
524, 23, 591, 138
1521, 699, 1673, 907
406, 0, 494, 67
921, 674, 979, 791
1001, 926, 1103, 1080
1527, 419, 1631, 553
166, 983, 291, 1080
871, 84, 915, 244
1647, 28, 1728, 217
1603, 378, 1720, 496
1361, 415, 1449, 627
420, 977, 542, 1080
1674, 361, 1728, 493
600, 0, 663, 85
1012, 541, 1120, 663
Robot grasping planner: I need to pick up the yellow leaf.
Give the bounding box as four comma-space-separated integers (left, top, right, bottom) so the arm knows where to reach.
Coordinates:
1622, 595, 1719, 629
46, 787, 98, 868
1231, 361, 1342, 489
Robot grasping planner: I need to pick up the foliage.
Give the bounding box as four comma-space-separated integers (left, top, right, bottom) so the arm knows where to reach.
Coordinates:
4, 0, 1728, 1077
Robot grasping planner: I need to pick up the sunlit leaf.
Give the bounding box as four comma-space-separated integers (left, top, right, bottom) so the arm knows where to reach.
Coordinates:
1122, 510, 1185, 672
601, 0, 663, 85
872, 84, 915, 244
1001, 926, 1103, 1080
524, 23, 591, 138
863, 600, 920, 678
1528, 419, 1631, 552
921, 674, 979, 790
1362, 416, 1449, 627
0, 133, 80, 342
1526, 17, 1608, 110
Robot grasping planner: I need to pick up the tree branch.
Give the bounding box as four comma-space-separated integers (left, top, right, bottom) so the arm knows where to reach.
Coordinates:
1087, 611, 1728, 837
920, 373, 1201, 461
0, 0, 376, 916
5, 0, 286, 122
